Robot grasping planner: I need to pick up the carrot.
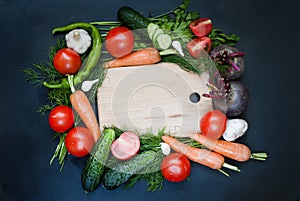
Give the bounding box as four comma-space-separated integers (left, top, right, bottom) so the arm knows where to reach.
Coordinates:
162, 136, 226, 170
70, 90, 100, 142
104, 48, 161, 68
189, 133, 268, 162
188, 133, 251, 162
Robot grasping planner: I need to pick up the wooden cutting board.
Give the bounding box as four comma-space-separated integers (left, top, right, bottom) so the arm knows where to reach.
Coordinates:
97, 62, 212, 137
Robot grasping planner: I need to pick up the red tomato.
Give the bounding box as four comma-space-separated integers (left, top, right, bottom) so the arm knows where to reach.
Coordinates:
187, 36, 212, 58
53, 48, 82, 75
161, 153, 191, 182
189, 18, 213, 38
48, 105, 74, 133
105, 26, 134, 58
65, 127, 94, 157
200, 110, 227, 139
110, 132, 140, 160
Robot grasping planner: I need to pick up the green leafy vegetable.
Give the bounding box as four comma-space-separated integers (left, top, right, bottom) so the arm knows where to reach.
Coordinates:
209, 28, 240, 49
150, 0, 199, 42
149, 0, 240, 49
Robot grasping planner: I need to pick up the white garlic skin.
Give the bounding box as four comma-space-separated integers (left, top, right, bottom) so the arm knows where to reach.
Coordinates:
160, 142, 171, 155
222, 119, 248, 141
65, 29, 91, 54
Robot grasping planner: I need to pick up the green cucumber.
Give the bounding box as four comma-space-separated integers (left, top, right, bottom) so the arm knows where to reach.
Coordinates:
152, 28, 164, 41
161, 54, 198, 73
81, 129, 115, 192
156, 33, 172, 50
147, 23, 160, 40
102, 150, 157, 190
117, 6, 150, 29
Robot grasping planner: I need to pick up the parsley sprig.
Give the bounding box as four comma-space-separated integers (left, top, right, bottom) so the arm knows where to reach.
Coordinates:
209, 28, 240, 49
150, 0, 199, 41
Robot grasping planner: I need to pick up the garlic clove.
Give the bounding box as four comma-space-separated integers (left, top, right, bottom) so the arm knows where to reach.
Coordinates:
222, 119, 248, 141
81, 78, 99, 92
172, 40, 184, 57
160, 142, 171, 155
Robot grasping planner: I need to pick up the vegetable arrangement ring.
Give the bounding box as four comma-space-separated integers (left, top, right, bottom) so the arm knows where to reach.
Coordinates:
23, 0, 268, 192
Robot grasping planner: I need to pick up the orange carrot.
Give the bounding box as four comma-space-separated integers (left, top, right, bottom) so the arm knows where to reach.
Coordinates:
189, 133, 251, 162
162, 136, 225, 170
70, 90, 100, 142
104, 48, 161, 68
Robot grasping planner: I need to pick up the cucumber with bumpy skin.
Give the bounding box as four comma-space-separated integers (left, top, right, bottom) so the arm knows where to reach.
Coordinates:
81, 129, 115, 192
102, 150, 157, 190
117, 6, 150, 29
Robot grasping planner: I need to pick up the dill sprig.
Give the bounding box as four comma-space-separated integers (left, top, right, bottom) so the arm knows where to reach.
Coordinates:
124, 151, 165, 191
23, 38, 66, 88
37, 87, 72, 114
23, 38, 71, 114
23, 62, 62, 87
23, 38, 71, 170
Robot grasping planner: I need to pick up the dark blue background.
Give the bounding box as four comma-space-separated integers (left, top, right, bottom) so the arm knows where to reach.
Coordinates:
1, 0, 300, 201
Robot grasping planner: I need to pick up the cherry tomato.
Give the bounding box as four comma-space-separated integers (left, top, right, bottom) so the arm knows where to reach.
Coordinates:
200, 110, 227, 139
110, 132, 140, 160
53, 48, 82, 75
187, 36, 212, 58
161, 153, 191, 182
189, 18, 213, 38
65, 127, 94, 157
48, 105, 74, 133
105, 26, 134, 58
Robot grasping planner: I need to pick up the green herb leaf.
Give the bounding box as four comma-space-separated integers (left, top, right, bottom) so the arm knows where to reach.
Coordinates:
209, 28, 240, 49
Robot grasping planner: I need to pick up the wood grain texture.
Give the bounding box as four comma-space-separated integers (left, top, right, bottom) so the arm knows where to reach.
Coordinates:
97, 62, 213, 137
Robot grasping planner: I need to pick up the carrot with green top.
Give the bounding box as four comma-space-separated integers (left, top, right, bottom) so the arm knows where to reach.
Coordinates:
188, 133, 268, 162
162, 136, 240, 176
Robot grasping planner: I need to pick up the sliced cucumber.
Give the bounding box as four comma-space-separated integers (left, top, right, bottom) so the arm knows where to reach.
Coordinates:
152, 28, 164, 41
147, 23, 160, 40
156, 33, 172, 50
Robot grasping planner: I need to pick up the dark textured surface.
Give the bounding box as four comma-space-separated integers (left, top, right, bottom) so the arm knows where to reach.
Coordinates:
1, 0, 300, 201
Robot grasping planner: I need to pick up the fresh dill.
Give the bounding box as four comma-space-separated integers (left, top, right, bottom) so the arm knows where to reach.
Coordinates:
23, 38, 70, 170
